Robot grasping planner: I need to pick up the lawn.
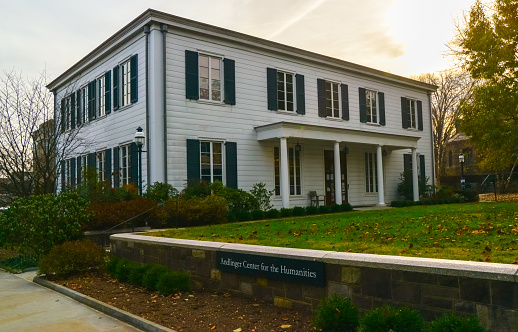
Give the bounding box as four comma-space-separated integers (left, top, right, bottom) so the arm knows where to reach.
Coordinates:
147, 202, 518, 264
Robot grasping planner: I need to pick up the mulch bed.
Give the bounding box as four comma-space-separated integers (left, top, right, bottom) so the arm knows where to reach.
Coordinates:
51, 273, 315, 332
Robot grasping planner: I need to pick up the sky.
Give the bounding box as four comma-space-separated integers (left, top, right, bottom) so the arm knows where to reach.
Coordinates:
0, 0, 475, 81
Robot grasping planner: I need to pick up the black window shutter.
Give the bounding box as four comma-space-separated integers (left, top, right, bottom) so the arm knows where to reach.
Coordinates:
417, 100, 423, 131
113, 66, 120, 110
76, 90, 82, 125
71, 158, 76, 187
88, 82, 93, 121
341, 84, 349, 120
105, 148, 112, 186
130, 54, 138, 103
76, 156, 82, 185
186, 139, 201, 185
61, 160, 65, 191
130, 142, 138, 186
225, 142, 238, 189
185, 50, 199, 100
419, 155, 426, 188
113, 147, 120, 188
70, 93, 76, 129
359, 87, 367, 123
92, 79, 97, 119
88, 152, 96, 169
404, 154, 413, 188
223, 58, 236, 105
401, 97, 409, 129
105, 71, 111, 114
317, 78, 327, 117
378, 92, 386, 126
266, 68, 277, 111
60, 98, 65, 133
295, 74, 305, 115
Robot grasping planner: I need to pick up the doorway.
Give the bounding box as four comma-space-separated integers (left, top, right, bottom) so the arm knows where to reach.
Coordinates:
324, 150, 348, 206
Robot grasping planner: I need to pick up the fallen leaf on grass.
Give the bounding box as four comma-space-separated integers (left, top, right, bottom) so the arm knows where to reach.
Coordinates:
233, 328, 242, 332
280, 324, 291, 328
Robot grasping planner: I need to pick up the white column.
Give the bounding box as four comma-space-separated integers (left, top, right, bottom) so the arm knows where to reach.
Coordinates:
148, 23, 166, 183
334, 142, 342, 205
280, 137, 290, 209
376, 145, 385, 206
412, 148, 419, 201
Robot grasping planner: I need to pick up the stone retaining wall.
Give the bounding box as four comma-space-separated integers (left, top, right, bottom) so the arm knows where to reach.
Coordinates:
111, 234, 518, 332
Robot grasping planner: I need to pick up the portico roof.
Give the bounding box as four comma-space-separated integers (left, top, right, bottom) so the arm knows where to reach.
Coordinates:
254, 121, 421, 149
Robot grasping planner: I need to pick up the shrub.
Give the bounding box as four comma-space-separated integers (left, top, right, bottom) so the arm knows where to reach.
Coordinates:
330, 204, 342, 213
361, 305, 425, 332
106, 256, 120, 276
312, 294, 359, 332
86, 197, 160, 230
251, 209, 265, 220
235, 211, 252, 221
292, 206, 305, 216
280, 208, 293, 217
341, 202, 353, 211
265, 208, 280, 219
156, 270, 190, 295
318, 205, 330, 214
155, 195, 228, 227
0, 191, 91, 259
142, 264, 170, 290
38, 240, 106, 277
455, 189, 479, 203
397, 171, 431, 200
305, 206, 319, 215
250, 182, 274, 211
427, 313, 485, 332
114, 258, 140, 283
144, 182, 178, 203
209, 182, 259, 216
128, 264, 149, 286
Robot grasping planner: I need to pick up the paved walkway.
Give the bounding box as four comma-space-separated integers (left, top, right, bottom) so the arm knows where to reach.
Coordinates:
0, 270, 141, 332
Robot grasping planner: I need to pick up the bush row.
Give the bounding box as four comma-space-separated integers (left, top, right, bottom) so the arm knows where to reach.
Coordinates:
106, 256, 190, 296
313, 294, 485, 332
391, 197, 464, 207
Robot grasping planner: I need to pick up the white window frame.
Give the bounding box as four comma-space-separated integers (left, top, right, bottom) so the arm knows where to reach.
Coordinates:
120, 144, 131, 186
407, 98, 418, 129
96, 150, 106, 182
325, 80, 341, 118
81, 85, 88, 123
274, 146, 302, 196
200, 141, 224, 184
277, 71, 295, 112
365, 152, 378, 193
65, 159, 72, 187
63, 96, 71, 131
198, 54, 222, 102
120, 59, 131, 107
366, 89, 378, 124
97, 75, 106, 117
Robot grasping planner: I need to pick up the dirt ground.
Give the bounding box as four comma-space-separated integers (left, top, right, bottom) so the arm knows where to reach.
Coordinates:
52, 273, 315, 332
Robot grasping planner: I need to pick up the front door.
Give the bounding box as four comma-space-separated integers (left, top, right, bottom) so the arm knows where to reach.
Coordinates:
324, 150, 348, 206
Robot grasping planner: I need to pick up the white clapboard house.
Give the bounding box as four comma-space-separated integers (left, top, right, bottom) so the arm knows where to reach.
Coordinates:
48, 9, 436, 208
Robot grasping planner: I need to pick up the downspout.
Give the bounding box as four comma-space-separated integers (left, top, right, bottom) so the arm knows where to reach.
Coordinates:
52, 89, 58, 193
428, 91, 436, 193
144, 25, 151, 186
161, 24, 168, 183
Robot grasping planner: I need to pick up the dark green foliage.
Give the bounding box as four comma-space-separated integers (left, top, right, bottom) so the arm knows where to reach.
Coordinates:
156, 270, 191, 295
76, 167, 139, 202
155, 195, 228, 227
128, 264, 148, 286
38, 240, 106, 277
398, 171, 431, 200
305, 206, 319, 215
280, 208, 293, 217
391, 196, 464, 207
265, 208, 280, 219
427, 313, 485, 332
144, 182, 178, 204
312, 294, 360, 332
0, 191, 91, 259
114, 259, 140, 283
235, 211, 252, 221
360, 305, 425, 332
251, 209, 265, 220
292, 206, 305, 216
454, 189, 479, 202
318, 205, 330, 214
341, 202, 353, 211
330, 204, 342, 212
106, 256, 120, 276
249, 182, 274, 211
142, 264, 170, 290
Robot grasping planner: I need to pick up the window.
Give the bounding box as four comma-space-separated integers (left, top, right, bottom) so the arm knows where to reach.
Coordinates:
120, 59, 131, 107
60, 95, 71, 131
81, 85, 89, 123
97, 150, 106, 182
326, 81, 340, 118
274, 146, 302, 196
97, 76, 105, 117
407, 98, 417, 129
199, 55, 222, 102
317, 79, 349, 120
366, 90, 378, 124
65, 159, 72, 186
200, 141, 223, 183
267, 68, 305, 114
365, 152, 378, 193
277, 71, 295, 112
120, 144, 131, 186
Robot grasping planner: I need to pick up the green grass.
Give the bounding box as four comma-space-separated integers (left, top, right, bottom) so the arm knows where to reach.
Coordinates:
146, 202, 518, 264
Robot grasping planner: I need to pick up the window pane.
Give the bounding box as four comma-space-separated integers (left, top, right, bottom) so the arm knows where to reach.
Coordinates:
211, 68, 220, 80
199, 55, 209, 67
199, 67, 209, 78
211, 57, 220, 69
212, 90, 221, 101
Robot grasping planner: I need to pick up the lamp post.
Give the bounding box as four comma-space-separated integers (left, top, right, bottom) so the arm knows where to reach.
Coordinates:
459, 153, 465, 190
134, 127, 145, 195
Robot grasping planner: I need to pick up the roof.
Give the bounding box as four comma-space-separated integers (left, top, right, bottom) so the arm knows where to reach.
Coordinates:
48, 9, 437, 92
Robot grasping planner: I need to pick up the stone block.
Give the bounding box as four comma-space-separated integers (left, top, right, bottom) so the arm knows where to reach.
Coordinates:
422, 296, 453, 310
256, 277, 268, 287
327, 281, 353, 298
401, 271, 437, 284
460, 278, 490, 304
422, 284, 459, 299
491, 280, 517, 308
221, 272, 239, 289
274, 297, 293, 309
392, 281, 421, 304
192, 249, 206, 259
352, 294, 373, 310
302, 285, 326, 300
454, 301, 475, 314
285, 284, 303, 300
361, 268, 392, 299
253, 285, 274, 302
210, 269, 221, 281
326, 264, 342, 282
341, 267, 361, 284
240, 282, 253, 295
437, 275, 458, 287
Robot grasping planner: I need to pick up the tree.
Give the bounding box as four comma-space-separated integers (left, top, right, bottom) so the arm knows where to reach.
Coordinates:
412, 71, 473, 183
451, 0, 518, 191
0, 70, 84, 201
